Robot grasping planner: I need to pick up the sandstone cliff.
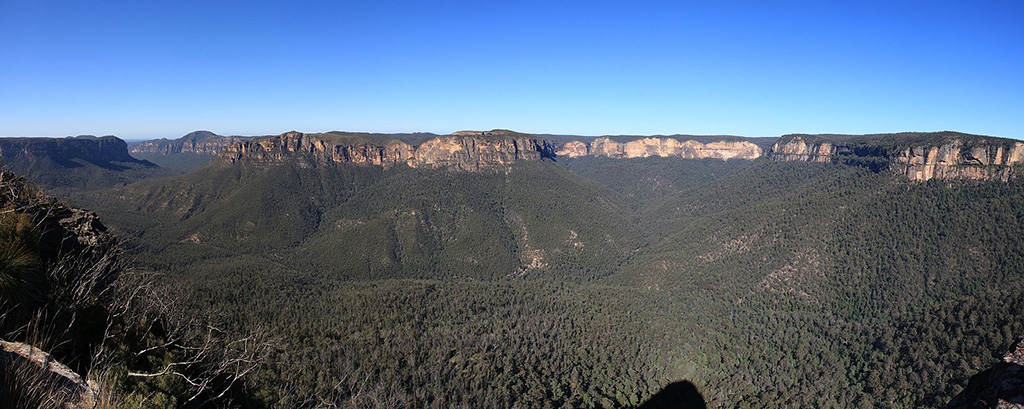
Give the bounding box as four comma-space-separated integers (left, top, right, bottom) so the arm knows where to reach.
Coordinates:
129, 130, 250, 155
0, 135, 163, 191
947, 335, 1024, 409
137, 129, 1024, 182
769, 133, 1024, 181
221, 130, 557, 171
220, 130, 762, 170
892, 141, 1024, 182
0, 136, 145, 168
767, 135, 838, 163
559, 137, 762, 160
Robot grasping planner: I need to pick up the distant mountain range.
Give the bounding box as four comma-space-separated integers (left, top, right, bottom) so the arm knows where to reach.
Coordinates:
0, 135, 163, 192
3, 129, 1022, 193
129, 128, 1024, 182
128, 130, 251, 155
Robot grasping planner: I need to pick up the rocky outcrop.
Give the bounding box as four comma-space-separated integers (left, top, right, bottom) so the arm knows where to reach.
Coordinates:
573, 137, 762, 160
221, 131, 762, 170
222, 131, 412, 167
0, 136, 164, 191
0, 136, 146, 168
0, 169, 115, 264
0, 170, 116, 408
415, 135, 556, 169
555, 140, 590, 158
893, 142, 1024, 182
1, 340, 101, 408
221, 131, 557, 171
768, 135, 837, 163
769, 133, 1024, 182
947, 336, 1024, 409
130, 130, 250, 155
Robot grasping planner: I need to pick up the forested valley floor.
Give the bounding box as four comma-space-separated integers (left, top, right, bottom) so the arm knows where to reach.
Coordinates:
10, 155, 1021, 408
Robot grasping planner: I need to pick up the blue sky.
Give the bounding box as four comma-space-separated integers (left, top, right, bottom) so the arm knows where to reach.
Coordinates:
1, 0, 1022, 139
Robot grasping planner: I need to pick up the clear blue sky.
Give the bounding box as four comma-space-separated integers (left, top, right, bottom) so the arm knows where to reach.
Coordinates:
1, 0, 1022, 139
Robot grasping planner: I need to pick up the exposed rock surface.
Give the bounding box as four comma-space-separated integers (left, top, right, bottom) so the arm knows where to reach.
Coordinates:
221, 131, 761, 170
221, 130, 557, 171
0, 136, 147, 168
0, 340, 101, 408
769, 133, 1024, 181
893, 142, 1024, 182
555, 140, 590, 158
0, 169, 114, 264
195, 129, 1024, 181
572, 137, 762, 160
0, 170, 115, 408
947, 336, 1024, 409
129, 130, 251, 155
768, 135, 838, 163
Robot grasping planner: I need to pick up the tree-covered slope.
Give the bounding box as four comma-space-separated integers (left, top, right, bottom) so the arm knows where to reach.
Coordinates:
64, 137, 1024, 408
74, 158, 642, 283
557, 156, 754, 212
0, 136, 171, 194
598, 160, 1024, 407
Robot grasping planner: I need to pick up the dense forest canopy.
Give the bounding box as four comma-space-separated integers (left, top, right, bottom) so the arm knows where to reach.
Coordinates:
3, 131, 1023, 408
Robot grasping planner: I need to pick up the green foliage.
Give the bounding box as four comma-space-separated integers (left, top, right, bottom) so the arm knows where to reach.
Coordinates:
3, 155, 174, 196
558, 156, 752, 212
129, 152, 216, 173
75, 160, 641, 282
64, 156, 1024, 408
0, 170, 270, 408
0, 213, 42, 305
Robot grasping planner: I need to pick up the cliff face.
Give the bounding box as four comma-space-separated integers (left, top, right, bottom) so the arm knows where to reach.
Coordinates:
769, 134, 1024, 181
414, 135, 556, 169
0, 136, 162, 191
767, 136, 837, 163
892, 142, 1024, 182
947, 335, 1024, 409
0, 136, 142, 167
130, 131, 250, 155
556, 137, 762, 160
0, 170, 115, 257
216, 129, 1024, 180
221, 131, 556, 171
220, 131, 763, 171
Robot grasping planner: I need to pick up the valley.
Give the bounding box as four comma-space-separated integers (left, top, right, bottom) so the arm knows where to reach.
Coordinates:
3, 129, 1024, 408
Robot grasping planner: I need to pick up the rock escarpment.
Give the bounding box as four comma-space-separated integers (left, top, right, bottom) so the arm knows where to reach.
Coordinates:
769, 133, 1024, 181
556, 137, 762, 160
768, 135, 838, 163
129, 130, 250, 155
947, 336, 1024, 409
892, 142, 1024, 182
214, 129, 1023, 181
0, 135, 161, 191
0, 170, 115, 408
0, 136, 146, 168
221, 131, 761, 170
0, 169, 116, 272
221, 130, 557, 171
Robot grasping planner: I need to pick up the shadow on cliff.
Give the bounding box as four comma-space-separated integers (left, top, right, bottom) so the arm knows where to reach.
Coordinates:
639, 380, 707, 409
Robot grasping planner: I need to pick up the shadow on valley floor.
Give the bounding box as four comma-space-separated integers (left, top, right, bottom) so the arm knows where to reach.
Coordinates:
639, 380, 706, 409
